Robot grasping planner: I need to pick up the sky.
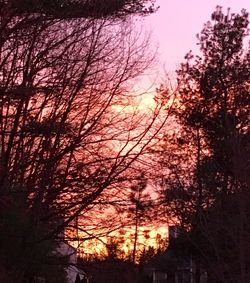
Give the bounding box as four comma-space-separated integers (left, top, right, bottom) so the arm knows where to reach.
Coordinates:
141, 0, 250, 82
74, 1, 250, 254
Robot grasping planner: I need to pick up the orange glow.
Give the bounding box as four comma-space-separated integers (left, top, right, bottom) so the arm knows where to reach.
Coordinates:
68, 225, 168, 262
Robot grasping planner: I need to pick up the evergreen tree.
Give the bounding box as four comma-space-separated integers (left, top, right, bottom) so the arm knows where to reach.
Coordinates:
159, 6, 250, 282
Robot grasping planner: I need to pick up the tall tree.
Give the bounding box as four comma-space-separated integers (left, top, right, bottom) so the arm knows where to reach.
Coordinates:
158, 6, 250, 282
128, 173, 153, 263
176, 6, 249, 195
0, 1, 167, 281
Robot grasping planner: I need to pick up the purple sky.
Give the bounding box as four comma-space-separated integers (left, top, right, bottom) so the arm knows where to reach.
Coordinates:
143, 0, 250, 78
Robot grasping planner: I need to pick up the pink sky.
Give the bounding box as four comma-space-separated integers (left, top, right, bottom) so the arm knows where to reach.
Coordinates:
143, 0, 250, 78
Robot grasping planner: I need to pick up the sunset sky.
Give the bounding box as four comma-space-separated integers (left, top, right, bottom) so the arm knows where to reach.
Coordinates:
142, 0, 250, 82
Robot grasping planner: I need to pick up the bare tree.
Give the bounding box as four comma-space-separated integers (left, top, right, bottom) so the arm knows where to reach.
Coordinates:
0, 2, 170, 281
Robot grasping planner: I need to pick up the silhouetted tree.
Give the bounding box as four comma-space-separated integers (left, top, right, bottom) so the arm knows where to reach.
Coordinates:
176, 6, 249, 195
0, 1, 167, 281
158, 6, 250, 283
128, 173, 154, 264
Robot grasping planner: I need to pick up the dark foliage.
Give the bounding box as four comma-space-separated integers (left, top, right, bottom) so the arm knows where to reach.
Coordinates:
1, 0, 157, 18
160, 6, 250, 283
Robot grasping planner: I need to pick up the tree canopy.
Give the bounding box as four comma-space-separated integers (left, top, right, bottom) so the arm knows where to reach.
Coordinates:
1, 0, 158, 18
